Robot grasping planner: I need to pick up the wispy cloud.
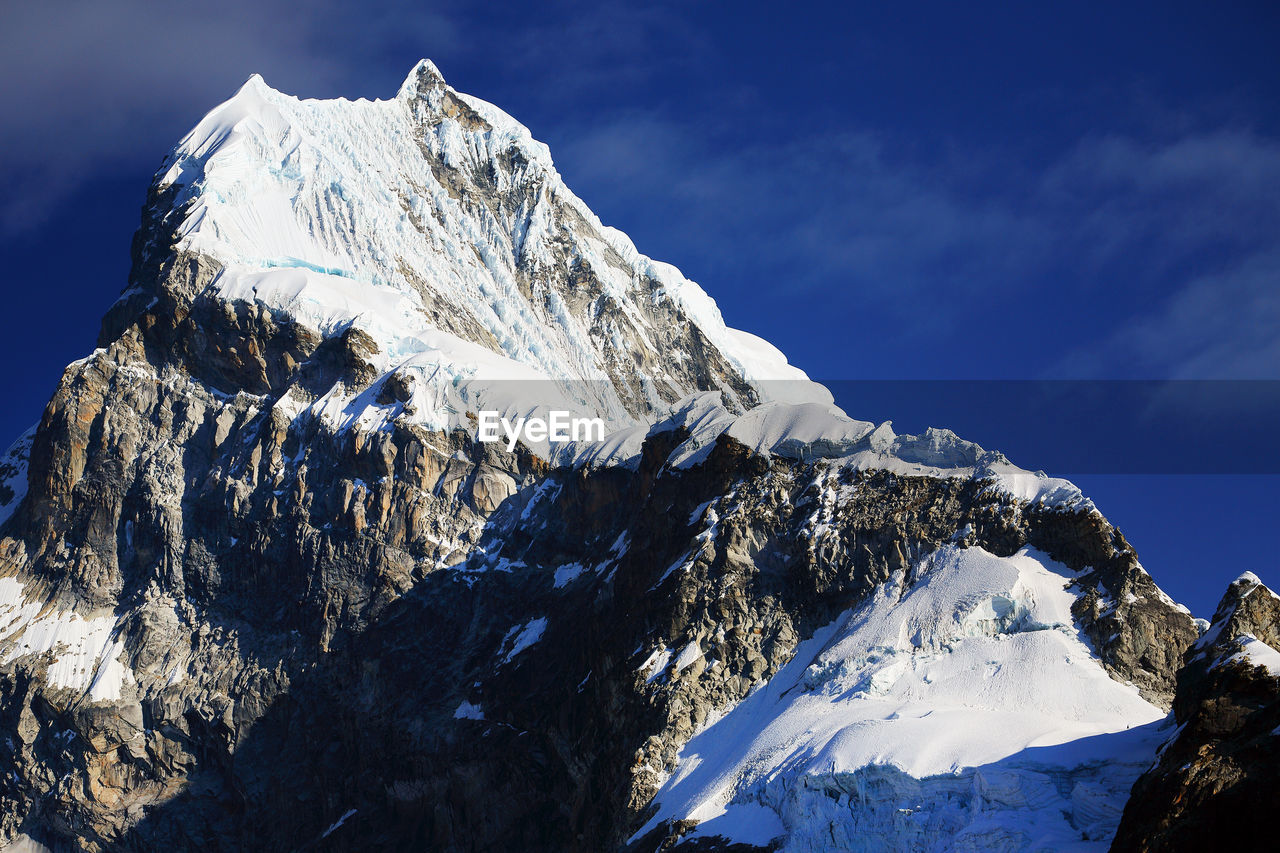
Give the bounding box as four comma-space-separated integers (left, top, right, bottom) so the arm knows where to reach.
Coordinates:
554, 113, 1051, 294
1044, 131, 1280, 377
482, 0, 710, 97
546, 104, 1280, 378
1060, 247, 1280, 379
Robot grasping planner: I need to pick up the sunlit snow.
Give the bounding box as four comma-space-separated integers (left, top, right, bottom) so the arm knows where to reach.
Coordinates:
636, 545, 1167, 851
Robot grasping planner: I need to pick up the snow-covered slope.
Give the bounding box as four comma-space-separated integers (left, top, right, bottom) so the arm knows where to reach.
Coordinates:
636, 545, 1167, 851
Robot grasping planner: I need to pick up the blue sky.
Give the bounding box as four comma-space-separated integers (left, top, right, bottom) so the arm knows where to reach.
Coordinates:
1, 1, 1277, 615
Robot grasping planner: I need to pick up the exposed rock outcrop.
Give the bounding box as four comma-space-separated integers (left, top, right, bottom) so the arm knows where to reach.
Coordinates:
1111, 572, 1280, 852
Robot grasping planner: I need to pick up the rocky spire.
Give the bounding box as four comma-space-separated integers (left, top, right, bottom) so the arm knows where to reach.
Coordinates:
396, 58, 447, 100
1112, 571, 1280, 851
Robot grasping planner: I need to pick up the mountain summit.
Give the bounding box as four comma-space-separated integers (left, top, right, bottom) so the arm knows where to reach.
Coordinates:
0, 61, 1260, 852
119, 59, 824, 434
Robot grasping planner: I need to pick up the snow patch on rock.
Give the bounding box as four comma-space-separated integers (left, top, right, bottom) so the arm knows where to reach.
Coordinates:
499, 617, 548, 664
453, 700, 485, 721
1219, 634, 1280, 678
0, 578, 135, 702
0, 425, 35, 529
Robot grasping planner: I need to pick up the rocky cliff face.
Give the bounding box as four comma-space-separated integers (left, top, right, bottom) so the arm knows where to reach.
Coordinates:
1111, 573, 1280, 852
0, 63, 1203, 852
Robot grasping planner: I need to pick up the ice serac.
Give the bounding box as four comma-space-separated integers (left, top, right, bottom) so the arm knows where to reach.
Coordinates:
0, 61, 1202, 852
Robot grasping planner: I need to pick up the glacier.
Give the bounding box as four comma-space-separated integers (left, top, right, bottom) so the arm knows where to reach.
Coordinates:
635, 545, 1168, 851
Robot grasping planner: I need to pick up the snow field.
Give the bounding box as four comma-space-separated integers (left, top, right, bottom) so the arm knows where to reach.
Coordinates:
635, 545, 1168, 851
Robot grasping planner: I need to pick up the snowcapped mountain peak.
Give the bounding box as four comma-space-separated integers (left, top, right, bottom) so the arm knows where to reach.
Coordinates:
101, 63, 1114, 499
139, 61, 828, 441
240, 72, 272, 94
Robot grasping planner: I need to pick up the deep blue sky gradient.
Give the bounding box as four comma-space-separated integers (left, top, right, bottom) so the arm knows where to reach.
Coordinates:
1, 1, 1277, 615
